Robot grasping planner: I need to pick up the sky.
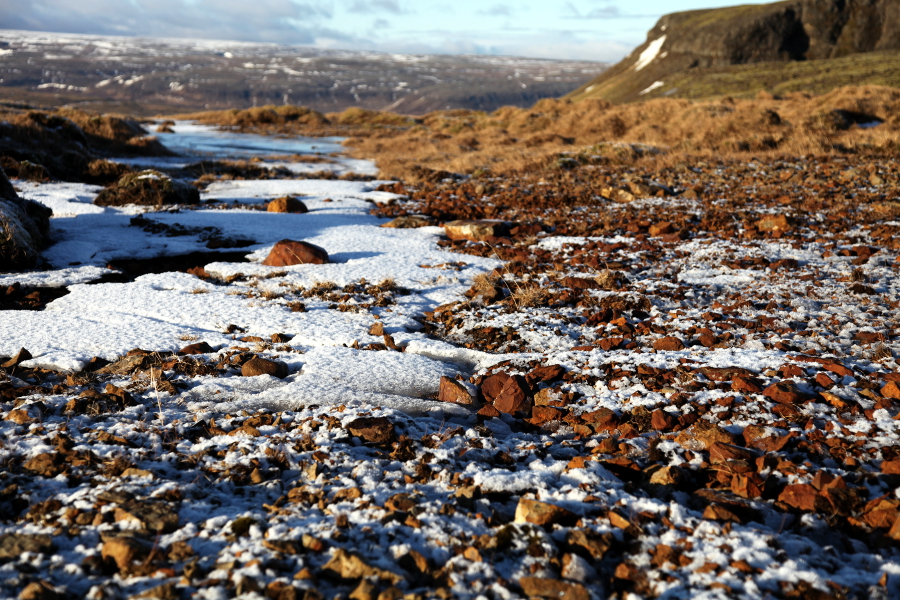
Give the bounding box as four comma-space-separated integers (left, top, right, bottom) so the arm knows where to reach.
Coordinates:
0, 0, 777, 62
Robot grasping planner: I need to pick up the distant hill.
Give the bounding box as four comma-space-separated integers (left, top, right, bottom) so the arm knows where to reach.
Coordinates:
568, 0, 900, 103
0, 30, 606, 116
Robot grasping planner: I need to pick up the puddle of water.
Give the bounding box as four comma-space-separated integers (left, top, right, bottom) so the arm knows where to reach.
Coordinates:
156, 121, 343, 160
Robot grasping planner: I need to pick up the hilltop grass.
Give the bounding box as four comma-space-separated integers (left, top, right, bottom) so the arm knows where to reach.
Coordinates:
178, 85, 900, 182
570, 51, 900, 104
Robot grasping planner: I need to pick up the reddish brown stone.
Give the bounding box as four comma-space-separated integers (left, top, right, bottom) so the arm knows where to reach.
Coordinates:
648, 221, 675, 236
514, 498, 577, 527
882, 459, 900, 475
699, 366, 756, 382
779, 484, 819, 511
650, 409, 677, 431
530, 406, 564, 425
439, 376, 477, 405
267, 196, 309, 213
763, 382, 809, 404
756, 214, 791, 233
581, 407, 619, 430
345, 417, 395, 445
653, 336, 685, 351
261, 240, 329, 267
881, 381, 900, 400
481, 372, 531, 414
476, 404, 501, 418
179, 341, 215, 355
525, 364, 565, 386
732, 376, 764, 394
708, 442, 756, 464
519, 577, 588, 600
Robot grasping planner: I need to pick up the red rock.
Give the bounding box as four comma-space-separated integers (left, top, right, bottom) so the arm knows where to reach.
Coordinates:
675, 421, 737, 449
481, 372, 530, 414
514, 498, 577, 527
708, 442, 756, 463
476, 404, 501, 418
882, 459, 900, 475
881, 381, 900, 400
648, 221, 675, 236
530, 406, 564, 425
756, 214, 791, 233
444, 220, 510, 241
525, 364, 565, 386
241, 357, 288, 378
699, 366, 756, 382
519, 577, 588, 600
650, 409, 677, 431
581, 407, 619, 430
731, 474, 763, 499
732, 376, 764, 394
345, 417, 395, 445
779, 484, 819, 511
179, 341, 215, 355
267, 196, 308, 213
650, 465, 685, 485
703, 504, 741, 522
261, 240, 328, 267
653, 336, 685, 351
439, 376, 477, 405
814, 372, 836, 388
763, 382, 809, 404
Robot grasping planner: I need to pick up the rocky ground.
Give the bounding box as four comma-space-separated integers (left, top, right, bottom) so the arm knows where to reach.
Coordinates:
1, 140, 900, 600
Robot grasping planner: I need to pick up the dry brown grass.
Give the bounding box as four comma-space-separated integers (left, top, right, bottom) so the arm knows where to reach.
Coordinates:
173, 85, 900, 182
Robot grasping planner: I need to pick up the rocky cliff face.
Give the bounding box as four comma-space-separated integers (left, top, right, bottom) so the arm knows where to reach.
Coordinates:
570, 0, 900, 103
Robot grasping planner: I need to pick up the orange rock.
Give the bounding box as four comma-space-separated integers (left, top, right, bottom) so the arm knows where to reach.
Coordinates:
648, 221, 675, 236
262, 240, 328, 266
882, 459, 900, 475
756, 214, 791, 233
708, 442, 756, 463
763, 382, 809, 404
732, 376, 764, 394
530, 406, 565, 425
650, 409, 677, 431
266, 196, 308, 213
443, 219, 510, 241
481, 372, 531, 414
514, 498, 577, 527
881, 381, 900, 400
653, 336, 685, 351
438, 376, 477, 405
778, 483, 819, 511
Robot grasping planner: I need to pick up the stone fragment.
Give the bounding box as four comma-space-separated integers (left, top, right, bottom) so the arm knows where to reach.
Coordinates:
439, 376, 477, 405
481, 372, 531, 414
565, 529, 612, 560
321, 548, 403, 583
756, 214, 791, 233
703, 504, 741, 522
0, 533, 53, 559
648, 221, 675, 236
1, 348, 32, 369
346, 417, 395, 444
443, 219, 510, 241
881, 460, 900, 475
114, 500, 180, 533
530, 406, 564, 425
179, 341, 215, 355
881, 381, 900, 400
263, 539, 305, 555
525, 364, 565, 386
763, 382, 809, 404
23, 453, 64, 477
650, 409, 677, 431
708, 442, 756, 464
653, 336, 685, 351
514, 498, 577, 527
675, 421, 737, 450
650, 465, 685, 486
101, 536, 154, 572
519, 577, 589, 600
476, 404, 501, 418
241, 357, 289, 378
262, 240, 329, 266
778, 484, 819, 512
267, 196, 308, 213
5, 409, 32, 424
731, 376, 765, 394
381, 215, 434, 228
17, 581, 60, 600
699, 366, 756, 381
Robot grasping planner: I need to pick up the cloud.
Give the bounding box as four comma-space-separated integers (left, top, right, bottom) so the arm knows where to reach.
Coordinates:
478, 4, 513, 17
347, 0, 403, 14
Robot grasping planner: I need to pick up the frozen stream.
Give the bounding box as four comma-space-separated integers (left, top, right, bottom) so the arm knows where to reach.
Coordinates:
1, 123, 502, 415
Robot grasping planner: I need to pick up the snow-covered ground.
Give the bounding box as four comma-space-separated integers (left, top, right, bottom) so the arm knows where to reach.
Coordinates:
1, 128, 899, 600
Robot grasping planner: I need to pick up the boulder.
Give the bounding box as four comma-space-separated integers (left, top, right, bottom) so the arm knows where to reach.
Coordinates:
481, 372, 531, 414
241, 356, 289, 378
262, 240, 329, 266
0, 167, 52, 271
381, 215, 435, 228
94, 170, 200, 207
439, 376, 478, 405
267, 196, 308, 213
444, 219, 511, 241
